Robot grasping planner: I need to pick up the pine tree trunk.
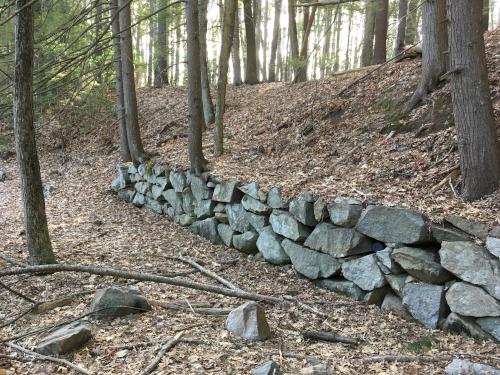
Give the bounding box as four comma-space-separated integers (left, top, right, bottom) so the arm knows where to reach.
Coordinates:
199, 0, 215, 126
268, 0, 282, 82
154, 0, 168, 87
147, 0, 155, 87
372, 0, 388, 64
14, 0, 56, 265
174, 17, 181, 85
294, 3, 317, 82
405, 0, 420, 44
261, 0, 269, 79
344, 6, 353, 71
320, 8, 332, 78
214, 0, 237, 157
448, 0, 500, 200
394, 0, 408, 56
95, 0, 103, 84
277, 29, 283, 80
232, 5, 242, 85
333, 7, 342, 72
482, 0, 489, 32
288, 0, 300, 78
243, 0, 258, 84
253, 0, 261, 77
361, 0, 375, 67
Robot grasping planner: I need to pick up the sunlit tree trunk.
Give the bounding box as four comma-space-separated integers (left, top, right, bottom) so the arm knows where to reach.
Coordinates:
243, 0, 258, 83
268, 0, 282, 82
394, 0, 408, 56
344, 6, 353, 71
294, 3, 317, 82
320, 8, 332, 78
288, 0, 299, 78
482, 0, 489, 32
360, 0, 375, 66
232, 5, 242, 85
154, 0, 168, 87
199, 0, 215, 126
405, 0, 420, 44
147, 0, 155, 87
372, 0, 388, 64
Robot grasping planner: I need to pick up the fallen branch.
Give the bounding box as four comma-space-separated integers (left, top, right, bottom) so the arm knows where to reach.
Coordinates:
0, 305, 35, 329
152, 300, 234, 316
303, 330, 359, 345
0, 280, 38, 304
109, 336, 201, 351
33, 290, 96, 314
283, 296, 329, 320
6, 342, 92, 375
362, 354, 451, 364
140, 331, 185, 375
0, 253, 28, 267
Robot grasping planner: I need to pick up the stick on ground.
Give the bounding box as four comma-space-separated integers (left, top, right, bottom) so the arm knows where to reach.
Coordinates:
303, 330, 359, 345
140, 331, 185, 375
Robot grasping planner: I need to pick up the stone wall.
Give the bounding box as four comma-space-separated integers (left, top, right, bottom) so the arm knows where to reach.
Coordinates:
112, 164, 500, 342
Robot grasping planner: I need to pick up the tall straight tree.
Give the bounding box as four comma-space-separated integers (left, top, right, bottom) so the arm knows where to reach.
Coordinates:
13, 0, 56, 265
199, 0, 215, 125
119, 0, 148, 164
268, 0, 282, 82
405, 0, 419, 44
214, 0, 237, 156
232, 6, 242, 85
448, 0, 500, 200
147, 0, 156, 87
253, 0, 261, 77
372, 0, 388, 64
360, 0, 376, 66
243, 0, 258, 83
293, 2, 317, 82
394, 0, 408, 56
154, 0, 168, 87
288, 0, 300, 78
482, 0, 489, 32
185, 0, 208, 173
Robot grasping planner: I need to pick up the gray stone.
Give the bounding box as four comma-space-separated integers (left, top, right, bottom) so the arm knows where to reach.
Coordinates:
300, 364, 334, 375
233, 231, 259, 254
242, 195, 272, 215
163, 189, 184, 215
214, 203, 226, 213
476, 318, 500, 342
182, 187, 195, 214
267, 187, 286, 209
282, 239, 341, 279
134, 181, 149, 195
112, 167, 131, 191
289, 199, 318, 226
169, 170, 187, 193
304, 223, 372, 257
314, 279, 365, 301
214, 212, 228, 224
190, 218, 221, 244
213, 181, 242, 203
356, 205, 431, 244
217, 224, 234, 247
491, 227, 500, 238
239, 182, 267, 202
128, 165, 138, 174
270, 210, 311, 241
445, 359, 500, 375
155, 176, 170, 190
381, 293, 412, 319
227, 204, 252, 233
342, 254, 387, 291
299, 191, 316, 202
256, 227, 290, 265
439, 241, 500, 299
252, 360, 282, 375
441, 313, 493, 340
248, 212, 270, 232
153, 164, 167, 176
164, 205, 175, 218
178, 214, 196, 227
145, 198, 163, 214
392, 247, 453, 284
0, 169, 6, 182
445, 215, 489, 240
195, 199, 216, 219
89, 286, 151, 319
375, 248, 403, 275
431, 223, 471, 243
35, 321, 92, 355
486, 236, 500, 258
328, 197, 363, 227
191, 175, 212, 202
225, 302, 271, 341
445, 282, 500, 317
313, 198, 329, 222
117, 188, 135, 203
364, 287, 390, 306
151, 184, 166, 200
145, 172, 156, 184
385, 274, 407, 297
132, 193, 145, 207
402, 282, 446, 328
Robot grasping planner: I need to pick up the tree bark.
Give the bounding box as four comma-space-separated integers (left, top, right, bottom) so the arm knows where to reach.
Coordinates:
294, 2, 317, 82
268, 0, 282, 82
448, 0, 500, 200
185, 0, 208, 173
253, 0, 261, 77
288, 0, 300, 78
344, 6, 354, 71
405, 0, 419, 44
243, 0, 258, 84
360, 0, 375, 66
199, 0, 215, 126
13, 0, 56, 265
372, 0, 388, 64
482, 0, 489, 32
147, 0, 155, 87
333, 6, 342, 72
232, 5, 242, 85
320, 8, 332, 77
394, 0, 408, 56
154, 0, 168, 87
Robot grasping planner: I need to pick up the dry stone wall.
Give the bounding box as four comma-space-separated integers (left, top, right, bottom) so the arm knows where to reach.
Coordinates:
112, 164, 500, 342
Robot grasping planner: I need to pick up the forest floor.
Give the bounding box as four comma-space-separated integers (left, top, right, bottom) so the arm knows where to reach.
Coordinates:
0, 28, 499, 375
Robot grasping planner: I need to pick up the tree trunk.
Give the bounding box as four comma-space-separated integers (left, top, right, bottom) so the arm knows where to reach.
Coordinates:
288, 0, 300, 78
294, 3, 317, 82
333, 7, 342, 72
111, 0, 131, 162
404, 0, 447, 112
448, 0, 500, 200
360, 0, 376, 66
95, 0, 103, 84
268, 0, 282, 82
232, 5, 242, 85
147, 0, 155, 87
405, 0, 420, 44
214, 0, 237, 157
394, 0, 408, 56
174, 17, 181, 85
185, 0, 208, 173
253, 0, 261, 77
372, 0, 388, 64
13, 0, 56, 265
482, 0, 489, 32
277, 28, 283, 80
154, 0, 168, 87
243, 0, 258, 84
261, 0, 269, 80
320, 8, 332, 77
119, 0, 148, 164
344, 6, 353, 71
199, 0, 215, 126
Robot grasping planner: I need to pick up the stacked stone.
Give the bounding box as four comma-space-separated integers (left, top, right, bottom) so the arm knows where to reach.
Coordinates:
113, 164, 500, 342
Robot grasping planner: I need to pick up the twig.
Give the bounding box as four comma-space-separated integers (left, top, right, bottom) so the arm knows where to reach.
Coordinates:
283, 295, 329, 320
5, 342, 92, 375
448, 176, 459, 198
362, 354, 451, 364
431, 144, 455, 167
303, 330, 359, 346
0, 305, 35, 329
33, 290, 96, 314
151, 300, 234, 316
0, 281, 38, 304
140, 331, 185, 375
109, 336, 201, 351
0, 253, 28, 267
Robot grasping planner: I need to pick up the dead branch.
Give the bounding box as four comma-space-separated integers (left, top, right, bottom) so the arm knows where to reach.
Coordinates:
0, 253, 28, 267
0, 264, 281, 303
362, 354, 451, 363
0, 305, 35, 329
283, 295, 330, 320
109, 336, 202, 351
0, 280, 38, 304
303, 330, 359, 345
6, 342, 92, 375
32, 290, 96, 314
140, 331, 185, 375
151, 300, 234, 316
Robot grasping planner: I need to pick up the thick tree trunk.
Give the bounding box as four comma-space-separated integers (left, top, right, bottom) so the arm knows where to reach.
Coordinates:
243, 0, 258, 84
288, 0, 300, 78
199, 0, 215, 126
13, 0, 56, 265
276, 29, 283, 80
214, 0, 237, 156
405, 0, 419, 44
154, 0, 168, 87
185, 0, 208, 173
482, 0, 489, 32
268, 0, 282, 82
360, 0, 375, 67
394, 0, 408, 56
372, 0, 388, 64
174, 17, 181, 85
253, 0, 261, 77
344, 6, 353, 71
320, 8, 332, 77
232, 6, 242, 85
118, 0, 147, 164
333, 7, 342, 72
110, 0, 131, 162
147, 0, 155, 87
448, 0, 500, 200
294, 3, 317, 82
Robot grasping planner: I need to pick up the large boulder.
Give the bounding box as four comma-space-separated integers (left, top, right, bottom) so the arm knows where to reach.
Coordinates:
191, 217, 222, 244
341, 254, 387, 291
111, 166, 131, 191
476, 317, 500, 342
89, 286, 151, 319
169, 170, 187, 193
117, 188, 135, 203
248, 212, 270, 233
190, 175, 212, 202
163, 189, 184, 215
242, 195, 272, 215
356, 205, 431, 244
392, 247, 453, 284
225, 302, 271, 341
256, 227, 290, 265
385, 274, 407, 297
267, 187, 286, 209
445, 282, 500, 317
402, 282, 446, 328
289, 198, 317, 226
444, 359, 500, 375
441, 313, 493, 340
239, 182, 267, 202
213, 181, 242, 203
270, 210, 311, 241
217, 224, 234, 247
486, 236, 500, 259
182, 187, 195, 214
132, 193, 145, 207
328, 197, 362, 227
282, 239, 341, 279
195, 199, 216, 219
252, 361, 282, 375
145, 198, 163, 214
227, 204, 252, 233
439, 241, 500, 299
381, 293, 412, 320
304, 223, 372, 257
431, 223, 471, 243
35, 321, 92, 355
233, 231, 259, 254
314, 279, 366, 301
445, 215, 489, 240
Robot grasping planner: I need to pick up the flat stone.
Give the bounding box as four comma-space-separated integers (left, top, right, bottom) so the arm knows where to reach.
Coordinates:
445, 359, 500, 375
145, 198, 163, 214
227, 204, 252, 233
313, 198, 329, 222
128, 165, 138, 174
233, 231, 259, 254
282, 239, 341, 279
289, 199, 317, 227
164, 205, 175, 218
364, 287, 390, 306
341, 254, 387, 291
195, 199, 216, 219
267, 187, 286, 209
248, 212, 270, 232
213, 181, 242, 203
304, 223, 372, 257
381, 293, 412, 319
441, 313, 493, 340
375, 248, 403, 275
214, 203, 226, 213
445, 215, 489, 240
256, 226, 290, 265
89, 286, 151, 319
153, 164, 167, 177
239, 182, 267, 202
217, 223, 234, 247
117, 188, 135, 203
431, 223, 471, 243
111, 166, 131, 191
328, 197, 363, 227
163, 189, 183, 215
169, 170, 187, 193
445, 282, 500, 317
225, 302, 271, 341
392, 247, 453, 284
402, 282, 446, 328
476, 318, 500, 342
178, 214, 196, 227
191, 175, 212, 202
35, 321, 92, 355
439, 241, 500, 299
300, 364, 334, 375
314, 279, 365, 301
252, 360, 282, 375
486, 236, 500, 258
356, 205, 431, 244
156, 176, 171, 190
385, 274, 407, 297
190, 217, 222, 244
132, 193, 145, 207
182, 187, 195, 214
270, 210, 311, 242
242, 195, 272, 215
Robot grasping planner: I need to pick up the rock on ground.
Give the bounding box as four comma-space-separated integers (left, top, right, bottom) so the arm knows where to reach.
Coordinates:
35, 320, 92, 355
381, 293, 412, 320
476, 317, 500, 342
88, 286, 151, 319
328, 197, 362, 227
190, 217, 222, 245
213, 181, 242, 203
225, 302, 271, 341
341, 254, 387, 291
314, 279, 366, 301
217, 223, 234, 247
233, 231, 259, 254
305, 223, 372, 257
445, 215, 489, 240
392, 247, 453, 284
402, 282, 446, 328
441, 313, 492, 341
270, 210, 311, 242
444, 358, 500, 375
252, 360, 282, 375
256, 226, 290, 265
486, 236, 500, 259
445, 282, 500, 317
